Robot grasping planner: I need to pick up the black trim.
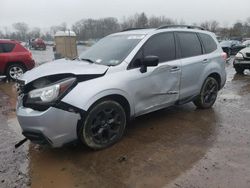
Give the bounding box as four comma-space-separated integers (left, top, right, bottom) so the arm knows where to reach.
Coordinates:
54, 101, 87, 116
197, 33, 206, 54
175, 95, 198, 105
122, 28, 148, 32
157, 25, 205, 31
23, 131, 52, 145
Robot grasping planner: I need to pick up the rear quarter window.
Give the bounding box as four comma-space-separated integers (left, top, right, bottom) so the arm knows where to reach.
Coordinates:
199, 33, 217, 54
0, 43, 15, 53
177, 32, 202, 58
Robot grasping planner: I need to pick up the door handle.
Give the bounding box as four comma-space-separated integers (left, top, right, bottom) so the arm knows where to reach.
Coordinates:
170, 66, 180, 72
202, 59, 209, 63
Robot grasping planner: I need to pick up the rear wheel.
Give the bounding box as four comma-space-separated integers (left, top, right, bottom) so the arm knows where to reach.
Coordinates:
193, 77, 219, 109
6, 64, 26, 80
79, 100, 126, 150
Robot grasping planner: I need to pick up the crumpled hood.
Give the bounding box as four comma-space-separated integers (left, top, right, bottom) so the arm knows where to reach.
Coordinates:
20, 59, 109, 83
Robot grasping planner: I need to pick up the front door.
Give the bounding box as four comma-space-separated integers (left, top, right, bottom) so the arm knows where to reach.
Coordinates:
127, 32, 181, 116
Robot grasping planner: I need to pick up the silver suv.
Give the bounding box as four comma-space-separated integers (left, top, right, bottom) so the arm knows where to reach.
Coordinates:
16, 25, 227, 149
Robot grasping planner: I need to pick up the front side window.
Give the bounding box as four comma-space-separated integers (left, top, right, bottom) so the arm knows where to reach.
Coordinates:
129, 32, 176, 68
79, 34, 145, 66
143, 32, 176, 63
177, 32, 202, 58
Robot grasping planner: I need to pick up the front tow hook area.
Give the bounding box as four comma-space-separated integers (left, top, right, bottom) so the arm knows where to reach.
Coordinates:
15, 138, 28, 148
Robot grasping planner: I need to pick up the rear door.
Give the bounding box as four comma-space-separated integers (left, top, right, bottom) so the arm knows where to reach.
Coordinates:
176, 32, 204, 99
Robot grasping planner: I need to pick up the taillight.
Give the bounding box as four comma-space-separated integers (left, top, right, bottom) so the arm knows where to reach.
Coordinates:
221, 52, 227, 61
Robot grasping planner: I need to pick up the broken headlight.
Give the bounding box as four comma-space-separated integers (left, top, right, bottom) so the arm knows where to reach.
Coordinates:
25, 77, 76, 109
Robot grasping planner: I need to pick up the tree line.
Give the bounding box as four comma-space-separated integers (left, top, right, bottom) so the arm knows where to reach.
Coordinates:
1, 13, 250, 42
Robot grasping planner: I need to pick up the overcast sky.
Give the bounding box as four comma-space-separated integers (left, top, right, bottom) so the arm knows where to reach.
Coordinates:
1, 0, 250, 30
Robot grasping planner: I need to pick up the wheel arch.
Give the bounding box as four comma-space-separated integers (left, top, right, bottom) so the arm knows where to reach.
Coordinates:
207, 72, 221, 89
76, 93, 133, 143
87, 94, 132, 121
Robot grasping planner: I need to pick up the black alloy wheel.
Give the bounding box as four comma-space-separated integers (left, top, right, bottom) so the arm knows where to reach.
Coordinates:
193, 77, 219, 109
79, 100, 126, 149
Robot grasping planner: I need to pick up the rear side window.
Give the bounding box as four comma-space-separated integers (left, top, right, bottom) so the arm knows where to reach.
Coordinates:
199, 33, 217, 53
177, 32, 202, 58
0, 43, 15, 53
143, 32, 176, 63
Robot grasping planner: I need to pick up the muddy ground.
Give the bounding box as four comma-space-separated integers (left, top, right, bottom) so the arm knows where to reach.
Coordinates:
0, 52, 250, 188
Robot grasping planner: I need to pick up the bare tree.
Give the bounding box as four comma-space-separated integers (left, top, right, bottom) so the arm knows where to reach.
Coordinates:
135, 13, 148, 28
29, 27, 41, 39
148, 16, 175, 28
50, 22, 68, 35
200, 20, 219, 32
13, 22, 29, 41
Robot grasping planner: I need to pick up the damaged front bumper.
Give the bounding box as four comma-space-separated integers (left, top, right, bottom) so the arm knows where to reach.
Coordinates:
16, 105, 81, 148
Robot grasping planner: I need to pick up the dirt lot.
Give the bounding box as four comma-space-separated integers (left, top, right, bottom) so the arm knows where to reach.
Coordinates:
0, 53, 250, 188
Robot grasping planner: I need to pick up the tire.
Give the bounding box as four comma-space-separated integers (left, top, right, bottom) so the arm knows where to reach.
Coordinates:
6, 63, 26, 80
193, 77, 219, 109
235, 67, 244, 74
79, 100, 127, 150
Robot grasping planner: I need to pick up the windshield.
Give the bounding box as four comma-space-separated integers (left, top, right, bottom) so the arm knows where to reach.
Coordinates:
79, 34, 145, 66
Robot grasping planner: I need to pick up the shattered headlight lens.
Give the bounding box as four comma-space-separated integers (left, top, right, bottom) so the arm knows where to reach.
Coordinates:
26, 77, 76, 105
29, 84, 60, 102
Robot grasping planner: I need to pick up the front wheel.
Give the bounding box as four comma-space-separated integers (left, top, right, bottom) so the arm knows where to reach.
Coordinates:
193, 77, 219, 109
79, 100, 127, 150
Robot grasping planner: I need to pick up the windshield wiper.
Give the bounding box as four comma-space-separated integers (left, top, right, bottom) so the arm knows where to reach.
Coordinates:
80, 58, 95, 64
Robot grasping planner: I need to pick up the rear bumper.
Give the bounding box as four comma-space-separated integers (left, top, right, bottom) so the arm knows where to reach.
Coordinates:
16, 106, 81, 147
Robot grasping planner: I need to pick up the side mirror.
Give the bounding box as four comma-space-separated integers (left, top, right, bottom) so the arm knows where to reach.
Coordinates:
140, 55, 159, 73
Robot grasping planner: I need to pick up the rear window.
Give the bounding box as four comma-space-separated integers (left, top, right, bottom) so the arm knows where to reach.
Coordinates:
0, 43, 15, 53
199, 33, 217, 53
177, 32, 202, 58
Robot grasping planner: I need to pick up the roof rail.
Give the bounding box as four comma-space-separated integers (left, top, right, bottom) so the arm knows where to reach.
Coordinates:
121, 27, 147, 32
157, 25, 205, 31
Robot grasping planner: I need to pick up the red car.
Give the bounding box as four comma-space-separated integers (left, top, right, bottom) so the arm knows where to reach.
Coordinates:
30, 38, 46, 50
0, 39, 35, 80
